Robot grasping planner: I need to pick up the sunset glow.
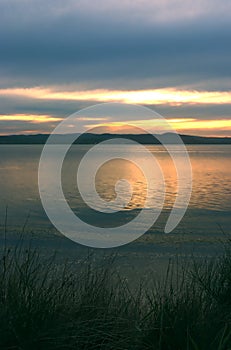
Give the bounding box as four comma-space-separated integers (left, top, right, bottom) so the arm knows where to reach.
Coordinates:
1, 114, 231, 136
1, 87, 231, 106
0, 114, 62, 123
84, 118, 231, 135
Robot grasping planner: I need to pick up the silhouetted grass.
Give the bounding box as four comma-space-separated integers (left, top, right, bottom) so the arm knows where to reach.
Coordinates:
0, 237, 231, 349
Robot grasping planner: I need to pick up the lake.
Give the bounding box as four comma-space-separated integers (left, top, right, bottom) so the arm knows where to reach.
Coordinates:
0, 144, 231, 250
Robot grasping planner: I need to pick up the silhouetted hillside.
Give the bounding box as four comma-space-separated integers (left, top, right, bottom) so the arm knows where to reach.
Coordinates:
0, 133, 231, 144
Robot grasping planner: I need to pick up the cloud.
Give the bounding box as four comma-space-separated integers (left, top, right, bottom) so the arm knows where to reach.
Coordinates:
0, 86, 231, 105
1, 111, 231, 137
0, 114, 62, 123
1, 0, 231, 26
0, 0, 230, 90
0, 0, 230, 136
84, 118, 231, 134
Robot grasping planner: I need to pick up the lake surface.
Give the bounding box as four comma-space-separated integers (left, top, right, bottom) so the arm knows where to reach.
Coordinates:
0, 145, 231, 243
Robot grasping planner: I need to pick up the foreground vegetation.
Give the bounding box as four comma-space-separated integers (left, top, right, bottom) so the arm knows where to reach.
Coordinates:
0, 238, 231, 349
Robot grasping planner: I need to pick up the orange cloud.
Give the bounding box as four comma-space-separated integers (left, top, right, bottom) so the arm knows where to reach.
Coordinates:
85, 118, 231, 135
85, 118, 231, 128
168, 119, 231, 130
1, 113, 231, 137
0, 114, 62, 123
1, 87, 231, 105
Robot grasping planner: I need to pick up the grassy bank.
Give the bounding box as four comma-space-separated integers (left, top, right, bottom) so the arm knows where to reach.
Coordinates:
0, 239, 231, 349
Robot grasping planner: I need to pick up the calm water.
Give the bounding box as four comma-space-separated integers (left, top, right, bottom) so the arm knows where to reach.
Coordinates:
0, 145, 231, 237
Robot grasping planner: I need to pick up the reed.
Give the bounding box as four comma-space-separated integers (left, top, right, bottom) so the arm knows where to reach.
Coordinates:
0, 236, 231, 349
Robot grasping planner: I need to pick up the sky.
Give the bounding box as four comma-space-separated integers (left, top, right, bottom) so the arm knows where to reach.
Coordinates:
0, 0, 231, 136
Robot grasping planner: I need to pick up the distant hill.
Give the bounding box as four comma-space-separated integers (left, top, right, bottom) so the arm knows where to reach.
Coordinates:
0, 133, 231, 144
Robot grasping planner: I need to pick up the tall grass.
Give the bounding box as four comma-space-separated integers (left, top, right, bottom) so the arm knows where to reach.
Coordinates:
0, 237, 231, 349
